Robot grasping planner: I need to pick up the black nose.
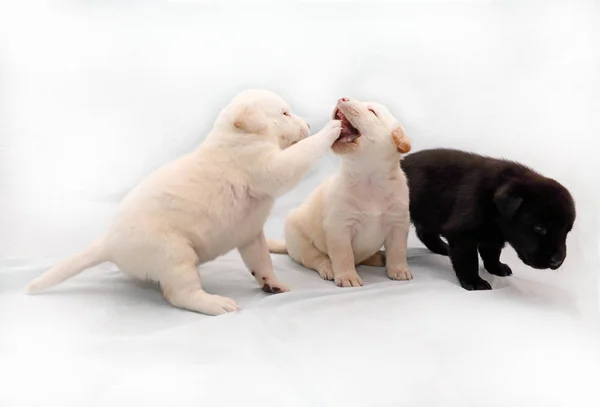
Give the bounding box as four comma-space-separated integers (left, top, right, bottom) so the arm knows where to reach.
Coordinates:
549, 253, 564, 268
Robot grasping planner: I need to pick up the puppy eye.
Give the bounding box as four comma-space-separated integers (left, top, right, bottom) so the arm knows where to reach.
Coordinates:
368, 108, 378, 117
533, 224, 547, 235
282, 110, 291, 117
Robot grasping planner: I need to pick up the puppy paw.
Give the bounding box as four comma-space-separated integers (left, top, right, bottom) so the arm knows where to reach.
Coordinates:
320, 119, 342, 144
486, 262, 513, 277
459, 278, 492, 291
260, 279, 290, 294
334, 272, 363, 288
202, 295, 239, 316
316, 264, 334, 281
387, 265, 413, 281
317, 268, 334, 281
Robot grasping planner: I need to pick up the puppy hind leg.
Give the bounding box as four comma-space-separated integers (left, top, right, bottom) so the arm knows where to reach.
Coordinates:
238, 231, 289, 294
297, 245, 334, 282
285, 223, 334, 281
416, 226, 449, 256
161, 263, 239, 316
360, 250, 386, 267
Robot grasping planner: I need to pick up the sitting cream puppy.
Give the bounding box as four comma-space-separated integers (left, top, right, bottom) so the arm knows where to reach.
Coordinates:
268, 97, 412, 287
26, 89, 342, 315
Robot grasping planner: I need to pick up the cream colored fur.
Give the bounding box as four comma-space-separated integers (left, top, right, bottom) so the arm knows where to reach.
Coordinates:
26, 89, 342, 315
268, 97, 412, 287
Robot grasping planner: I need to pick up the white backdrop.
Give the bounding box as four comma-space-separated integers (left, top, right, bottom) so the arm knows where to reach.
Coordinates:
3, 0, 598, 309
2, 1, 600, 406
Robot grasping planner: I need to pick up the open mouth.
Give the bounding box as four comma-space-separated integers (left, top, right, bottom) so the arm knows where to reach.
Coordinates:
334, 109, 360, 143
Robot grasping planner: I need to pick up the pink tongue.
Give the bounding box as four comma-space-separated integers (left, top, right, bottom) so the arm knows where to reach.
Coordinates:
340, 127, 358, 141
336, 110, 359, 141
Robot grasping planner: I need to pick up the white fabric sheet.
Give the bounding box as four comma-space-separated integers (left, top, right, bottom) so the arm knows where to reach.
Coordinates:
2, 198, 600, 406
2, 1, 600, 406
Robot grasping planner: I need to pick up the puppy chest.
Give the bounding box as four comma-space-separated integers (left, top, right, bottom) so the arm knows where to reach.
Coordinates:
346, 193, 406, 224
349, 192, 393, 216
349, 215, 386, 252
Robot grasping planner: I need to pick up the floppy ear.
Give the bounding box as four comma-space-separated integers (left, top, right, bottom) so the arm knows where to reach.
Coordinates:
233, 103, 268, 134
392, 127, 411, 154
494, 182, 523, 220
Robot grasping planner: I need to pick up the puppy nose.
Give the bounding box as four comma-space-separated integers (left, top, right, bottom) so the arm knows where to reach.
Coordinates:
550, 253, 564, 267
339, 97, 350, 103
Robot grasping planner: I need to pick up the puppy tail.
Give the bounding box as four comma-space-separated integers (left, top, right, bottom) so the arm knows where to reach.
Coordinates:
267, 239, 288, 254
359, 250, 386, 267
25, 236, 109, 294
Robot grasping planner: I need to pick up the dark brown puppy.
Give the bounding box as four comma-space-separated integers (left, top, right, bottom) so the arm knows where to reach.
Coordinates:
364, 148, 576, 290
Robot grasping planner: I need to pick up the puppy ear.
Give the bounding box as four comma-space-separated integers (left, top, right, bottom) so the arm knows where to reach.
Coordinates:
392, 127, 411, 154
233, 103, 268, 134
494, 183, 523, 220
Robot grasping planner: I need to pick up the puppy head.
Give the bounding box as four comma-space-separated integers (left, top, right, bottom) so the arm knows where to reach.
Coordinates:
494, 176, 576, 270
218, 89, 310, 148
331, 97, 411, 157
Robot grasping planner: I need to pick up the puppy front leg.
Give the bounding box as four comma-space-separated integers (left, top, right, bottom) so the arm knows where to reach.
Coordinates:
384, 225, 412, 281
238, 230, 290, 294
447, 236, 492, 290
259, 120, 341, 196
479, 244, 512, 277
326, 230, 363, 287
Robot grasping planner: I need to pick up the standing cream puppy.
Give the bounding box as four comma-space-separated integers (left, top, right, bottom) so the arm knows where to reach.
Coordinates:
268, 97, 412, 287
26, 89, 342, 315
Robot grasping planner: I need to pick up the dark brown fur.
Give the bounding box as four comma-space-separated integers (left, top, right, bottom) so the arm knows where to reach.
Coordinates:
386, 148, 575, 290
